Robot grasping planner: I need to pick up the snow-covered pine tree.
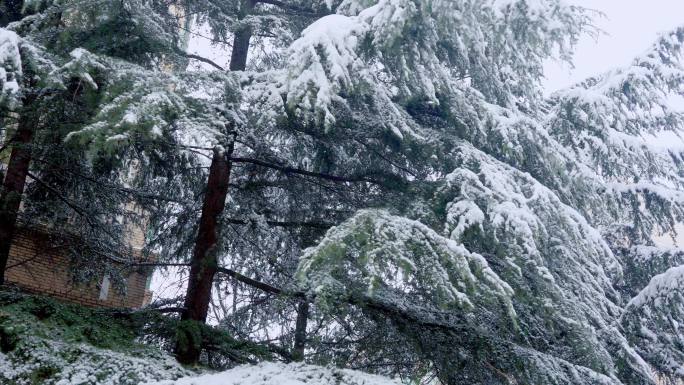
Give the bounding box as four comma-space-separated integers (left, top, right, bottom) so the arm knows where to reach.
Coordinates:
286, 1, 684, 384
21, 0, 410, 365
546, 26, 684, 383
8, 0, 684, 383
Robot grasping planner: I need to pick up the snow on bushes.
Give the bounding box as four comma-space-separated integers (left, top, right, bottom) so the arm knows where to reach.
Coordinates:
145, 362, 402, 385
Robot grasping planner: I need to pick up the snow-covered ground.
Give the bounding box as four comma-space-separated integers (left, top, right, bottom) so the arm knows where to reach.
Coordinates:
0, 337, 188, 385
145, 362, 402, 385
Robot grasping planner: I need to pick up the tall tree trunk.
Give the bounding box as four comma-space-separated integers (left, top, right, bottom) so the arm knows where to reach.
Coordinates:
0, 110, 35, 285
175, 143, 234, 365
292, 300, 309, 361
229, 29, 252, 71
228, 0, 255, 71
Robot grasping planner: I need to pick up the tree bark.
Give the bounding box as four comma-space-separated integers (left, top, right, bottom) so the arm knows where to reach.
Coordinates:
0, 102, 35, 285
292, 300, 309, 361
228, 0, 255, 71
174, 143, 234, 365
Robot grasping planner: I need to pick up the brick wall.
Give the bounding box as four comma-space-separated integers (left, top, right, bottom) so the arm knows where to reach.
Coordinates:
5, 227, 153, 309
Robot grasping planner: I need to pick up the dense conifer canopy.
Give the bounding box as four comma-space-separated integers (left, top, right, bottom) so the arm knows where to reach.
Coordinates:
4, 0, 684, 384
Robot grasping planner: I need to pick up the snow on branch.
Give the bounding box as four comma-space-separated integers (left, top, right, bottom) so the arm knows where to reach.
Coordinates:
0, 28, 22, 108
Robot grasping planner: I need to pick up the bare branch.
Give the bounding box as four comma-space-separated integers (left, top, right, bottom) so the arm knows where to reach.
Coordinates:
255, 0, 330, 17
182, 52, 226, 72
216, 266, 305, 299
230, 156, 382, 184
225, 217, 333, 229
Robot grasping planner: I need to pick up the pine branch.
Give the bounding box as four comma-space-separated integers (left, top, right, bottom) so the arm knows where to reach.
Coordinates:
131, 262, 190, 267
30, 157, 188, 204
230, 156, 385, 184
225, 217, 333, 229
24, 172, 133, 261
216, 266, 305, 299
181, 52, 226, 71
255, 0, 330, 17
25, 171, 88, 217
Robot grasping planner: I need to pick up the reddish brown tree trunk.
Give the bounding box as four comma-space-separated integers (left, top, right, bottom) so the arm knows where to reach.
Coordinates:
228, 0, 255, 71
175, 144, 233, 365
0, 114, 35, 285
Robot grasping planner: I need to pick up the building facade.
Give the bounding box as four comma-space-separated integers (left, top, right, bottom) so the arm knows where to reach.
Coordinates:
4, 225, 154, 308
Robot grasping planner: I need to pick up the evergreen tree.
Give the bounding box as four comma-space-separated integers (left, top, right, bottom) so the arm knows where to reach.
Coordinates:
6, 1, 684, 384
286, 1, 684, 384
15, 0, 406, 365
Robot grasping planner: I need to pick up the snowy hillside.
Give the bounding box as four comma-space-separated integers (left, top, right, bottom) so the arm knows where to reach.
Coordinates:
146, 362, 402, 385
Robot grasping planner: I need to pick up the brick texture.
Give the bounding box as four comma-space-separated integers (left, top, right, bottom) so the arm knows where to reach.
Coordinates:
5, 227, 153, 309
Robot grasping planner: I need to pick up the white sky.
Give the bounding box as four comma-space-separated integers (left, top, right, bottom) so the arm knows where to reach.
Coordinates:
543, 0, 684, 92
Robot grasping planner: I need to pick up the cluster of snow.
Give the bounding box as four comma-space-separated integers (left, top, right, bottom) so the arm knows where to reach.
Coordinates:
254, 0, 414, 138
438, 145, 644, 380
621, 255, 684, 380
65, 60, 242, 154
247, 0, 586, 140
0, 336, 188, 385
298, 208, 515, 316
285, 14, 367, 129
627, 265, 684, 308
444, 143, 621, 282
439, 24, 684, 245
0, 28, 22, 107
631, 245, 681, 262
297, 140, 654, 382
145, 362, 402, 385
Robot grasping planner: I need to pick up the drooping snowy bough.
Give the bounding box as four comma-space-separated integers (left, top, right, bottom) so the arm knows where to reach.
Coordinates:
297, 144, 651, 384
286, 2, 684, 385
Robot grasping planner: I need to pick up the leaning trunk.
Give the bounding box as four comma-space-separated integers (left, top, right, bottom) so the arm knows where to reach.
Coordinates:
0, 114, 35, 285
174, 144, 233, 365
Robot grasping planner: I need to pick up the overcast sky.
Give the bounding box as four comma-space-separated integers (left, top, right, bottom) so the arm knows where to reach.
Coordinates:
544, 0, 684, 92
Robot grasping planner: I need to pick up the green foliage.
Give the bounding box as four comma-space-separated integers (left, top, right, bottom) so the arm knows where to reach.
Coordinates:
0, 289, 188, 384
6, 0, 684, 384
0, 289, 277, 383
14, 0, 180, 67
0, 290, 142, 351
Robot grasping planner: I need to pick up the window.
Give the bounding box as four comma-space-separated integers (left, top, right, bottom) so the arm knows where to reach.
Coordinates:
99, 274, 111, 301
